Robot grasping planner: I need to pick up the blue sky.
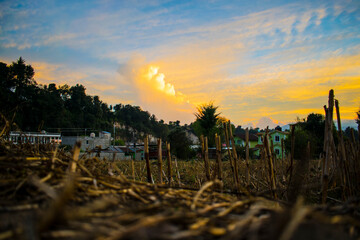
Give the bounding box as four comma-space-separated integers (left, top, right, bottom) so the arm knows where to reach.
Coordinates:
1, 0, 359, 127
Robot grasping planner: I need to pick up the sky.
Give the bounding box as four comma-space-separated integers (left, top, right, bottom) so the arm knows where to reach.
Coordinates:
0, 0, 359, 128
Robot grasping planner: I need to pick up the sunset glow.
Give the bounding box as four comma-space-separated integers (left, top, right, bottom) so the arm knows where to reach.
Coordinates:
1, 0, 359, 128
144, 66, 176, 96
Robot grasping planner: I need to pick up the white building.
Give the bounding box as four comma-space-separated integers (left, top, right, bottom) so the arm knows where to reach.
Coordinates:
61, 131, 111, 151
7, 131, 61, 144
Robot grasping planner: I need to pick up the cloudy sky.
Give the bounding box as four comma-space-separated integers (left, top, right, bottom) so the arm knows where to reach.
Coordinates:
1, 0, 359, 127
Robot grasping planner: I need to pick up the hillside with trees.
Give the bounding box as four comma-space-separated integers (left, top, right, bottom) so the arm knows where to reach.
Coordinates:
0, 58, 176, 139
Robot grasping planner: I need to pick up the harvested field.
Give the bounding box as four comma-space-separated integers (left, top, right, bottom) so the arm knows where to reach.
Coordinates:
0, 140, 359, 240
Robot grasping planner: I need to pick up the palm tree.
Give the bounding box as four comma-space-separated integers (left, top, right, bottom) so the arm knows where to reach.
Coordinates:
194, 102, 220, 146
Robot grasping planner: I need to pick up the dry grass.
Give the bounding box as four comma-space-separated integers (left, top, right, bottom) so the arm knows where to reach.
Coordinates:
0, 139, 359, 239
114, 157, 324, 202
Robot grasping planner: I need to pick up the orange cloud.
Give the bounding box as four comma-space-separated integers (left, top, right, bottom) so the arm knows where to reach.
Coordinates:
150, 45, 360, 125
151, 40, 242, 107
117, 56, 195, 123
141, 66, 176, 96
217, 53, 360, 124
31, 61, 134, 106
25, 46, 360, 127
32, 61, 87, 86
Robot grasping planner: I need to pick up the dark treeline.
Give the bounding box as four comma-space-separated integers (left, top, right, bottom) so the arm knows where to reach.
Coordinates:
0, 57, 184, 144
284, 113, 359, 159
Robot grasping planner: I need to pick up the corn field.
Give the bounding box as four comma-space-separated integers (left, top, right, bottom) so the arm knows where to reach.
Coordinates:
0, 89, 359, 239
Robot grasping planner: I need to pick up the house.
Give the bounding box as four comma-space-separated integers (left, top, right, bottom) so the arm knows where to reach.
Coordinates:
99, 131, 111, 139
232, 132, 259, 159
185, 130, 200, 144
233, 132, 258, 148
89, 146, 125, 160
254, 130, 289, 158
7, 131, 61, 145
62, 131, 111, 151
118, 146, 144, 160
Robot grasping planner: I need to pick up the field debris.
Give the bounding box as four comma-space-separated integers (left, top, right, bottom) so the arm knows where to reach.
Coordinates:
0, 140, 359, 240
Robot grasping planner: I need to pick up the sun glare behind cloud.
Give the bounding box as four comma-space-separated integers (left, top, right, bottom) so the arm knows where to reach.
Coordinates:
144, 66, 176, 96
117, 56, 195, 123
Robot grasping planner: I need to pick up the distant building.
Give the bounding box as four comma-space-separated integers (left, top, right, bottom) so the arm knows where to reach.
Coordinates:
186, 130, 200, 144
233, 132, 258, 148
62, 131, 111, 151
89, 146, 125, 160
117, 146, 144, 160
254, 130, 289, 158
7, 131, 61, 144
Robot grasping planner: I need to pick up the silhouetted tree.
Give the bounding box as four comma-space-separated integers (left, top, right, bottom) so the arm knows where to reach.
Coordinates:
285, 126, 313, 159
285, 113, 337, 158
344, 126, 359, 142
194, 102, 220, 146
275, 125, 282, 131
167, 127, 194, 159
235, 125, 245, 135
